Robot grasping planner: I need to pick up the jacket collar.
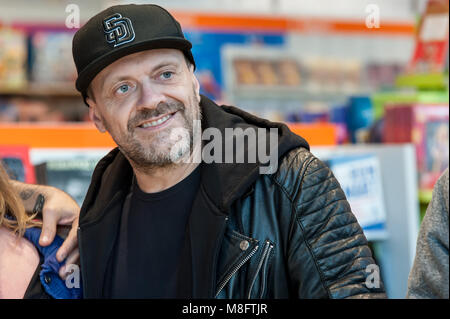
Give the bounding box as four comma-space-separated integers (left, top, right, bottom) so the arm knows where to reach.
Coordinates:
198, 95, 309, 213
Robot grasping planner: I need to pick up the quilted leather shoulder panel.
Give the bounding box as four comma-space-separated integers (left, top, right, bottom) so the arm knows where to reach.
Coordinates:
273, 148, 386, 298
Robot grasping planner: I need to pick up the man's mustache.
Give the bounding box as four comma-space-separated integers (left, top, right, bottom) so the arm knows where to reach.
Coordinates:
128, 101, 185, 131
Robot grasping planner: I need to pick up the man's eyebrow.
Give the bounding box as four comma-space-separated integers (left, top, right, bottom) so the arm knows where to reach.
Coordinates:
101, 60, 180, 90
151, 61, 180, 71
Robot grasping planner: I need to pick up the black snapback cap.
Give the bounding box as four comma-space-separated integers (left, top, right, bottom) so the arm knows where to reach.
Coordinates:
72, 4, 195, 100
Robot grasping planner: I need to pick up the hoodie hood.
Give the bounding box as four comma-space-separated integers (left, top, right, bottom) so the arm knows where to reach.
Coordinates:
199, 96, 309, 212
79, 95, 309, 225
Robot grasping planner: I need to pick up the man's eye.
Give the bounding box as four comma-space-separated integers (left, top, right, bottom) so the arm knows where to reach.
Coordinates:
117, 84, 130, 94
161, 71, 173, 79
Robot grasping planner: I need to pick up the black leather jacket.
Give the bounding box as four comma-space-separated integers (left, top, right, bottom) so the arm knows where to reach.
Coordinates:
78, 96, 386, 298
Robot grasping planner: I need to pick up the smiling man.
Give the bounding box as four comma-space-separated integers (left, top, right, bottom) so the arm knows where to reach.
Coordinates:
72, 4, 386, 299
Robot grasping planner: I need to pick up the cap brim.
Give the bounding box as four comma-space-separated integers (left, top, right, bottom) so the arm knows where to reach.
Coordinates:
75, 37, 193, 94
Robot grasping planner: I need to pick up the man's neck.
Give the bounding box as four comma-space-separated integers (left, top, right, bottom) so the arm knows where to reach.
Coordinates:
133, 161, 200, 193
130, 144, 202, 193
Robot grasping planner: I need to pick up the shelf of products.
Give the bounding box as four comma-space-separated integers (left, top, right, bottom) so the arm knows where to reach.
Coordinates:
0, 123, 115, 148
0, 122, 337, 148
396, 73, 449, 90
0, 83, 79, 97
0, 24, 84, 122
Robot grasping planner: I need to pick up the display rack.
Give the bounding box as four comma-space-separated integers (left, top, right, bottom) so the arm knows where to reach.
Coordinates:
172, 11, 415, 35
0, 83, 79, 97
221, 45, 362, 108
0, 123, 115, 148
0, 122, 337, 148
396, 73, 449, 90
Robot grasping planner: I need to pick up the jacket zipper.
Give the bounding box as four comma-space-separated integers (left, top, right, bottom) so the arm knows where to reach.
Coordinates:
215, 244, 259, 297
211, 215, 229, 297
258, 242, 274, 298
247, 240, 274, 299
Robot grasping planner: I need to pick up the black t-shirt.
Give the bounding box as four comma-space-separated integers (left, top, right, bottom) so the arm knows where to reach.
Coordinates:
110, 165, 201, 298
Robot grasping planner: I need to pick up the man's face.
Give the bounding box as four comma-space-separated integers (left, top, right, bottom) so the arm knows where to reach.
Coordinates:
87, 49, 201, 170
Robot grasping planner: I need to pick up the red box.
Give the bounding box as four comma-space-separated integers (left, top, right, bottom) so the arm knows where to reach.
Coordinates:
0, 145, 36, 183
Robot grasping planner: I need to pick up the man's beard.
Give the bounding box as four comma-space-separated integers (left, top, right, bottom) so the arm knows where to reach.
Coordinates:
111, 92, 201, 173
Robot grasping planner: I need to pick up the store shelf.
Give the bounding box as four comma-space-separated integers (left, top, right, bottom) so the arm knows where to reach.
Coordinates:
395, 73, 449, 90
0, 122, 336, 148
0, 83, 80, 97
230, 86, 361, 103
222, 45, 372, 108
172, 11, 415, 35
0, 123, 115, 148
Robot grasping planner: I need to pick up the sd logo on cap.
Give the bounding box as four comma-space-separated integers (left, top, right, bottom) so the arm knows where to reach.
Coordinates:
103, 13, 136, 48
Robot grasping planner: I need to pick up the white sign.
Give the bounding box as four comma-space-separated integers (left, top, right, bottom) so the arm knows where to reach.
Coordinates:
327, 154, 387, 240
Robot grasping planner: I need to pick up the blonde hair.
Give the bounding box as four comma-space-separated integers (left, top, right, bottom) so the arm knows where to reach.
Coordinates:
0, 162, 40, 237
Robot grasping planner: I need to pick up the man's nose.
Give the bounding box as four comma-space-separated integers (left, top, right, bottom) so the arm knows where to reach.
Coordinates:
136, 80, 164, 110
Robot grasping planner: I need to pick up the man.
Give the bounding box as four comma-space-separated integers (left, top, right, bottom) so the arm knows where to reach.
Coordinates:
72, 4, 386, 298
407, 168, 449, 299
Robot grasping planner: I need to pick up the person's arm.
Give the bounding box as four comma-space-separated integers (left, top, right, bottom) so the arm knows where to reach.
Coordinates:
10, 180, 80, 278
406, 168, 449, 299
284, 152, 386, 298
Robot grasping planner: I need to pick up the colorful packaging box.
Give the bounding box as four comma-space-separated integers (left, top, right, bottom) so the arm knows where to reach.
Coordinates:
384, 103, 449, 190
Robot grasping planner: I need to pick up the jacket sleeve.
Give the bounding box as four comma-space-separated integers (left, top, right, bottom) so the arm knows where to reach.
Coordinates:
406, 168, 449, 299
285, 152, 386, 298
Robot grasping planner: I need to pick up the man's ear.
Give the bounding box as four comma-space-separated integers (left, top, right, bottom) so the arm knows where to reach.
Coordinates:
87, 100, 106, 133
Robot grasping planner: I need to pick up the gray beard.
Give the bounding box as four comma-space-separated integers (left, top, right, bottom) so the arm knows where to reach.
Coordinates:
116, 94, 201, 174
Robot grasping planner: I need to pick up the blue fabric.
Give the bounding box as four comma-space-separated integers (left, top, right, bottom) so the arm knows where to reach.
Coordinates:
23, 227, 82, 299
